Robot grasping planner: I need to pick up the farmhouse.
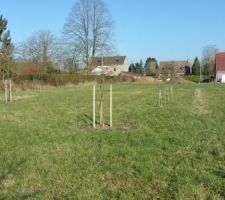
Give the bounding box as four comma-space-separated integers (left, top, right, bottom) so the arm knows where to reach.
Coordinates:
215, 52, 225, 82
159, 60, 191, 75
92, 56, 129, 76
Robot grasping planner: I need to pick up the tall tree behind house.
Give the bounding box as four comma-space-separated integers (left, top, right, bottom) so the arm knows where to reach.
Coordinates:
63, 0, 114, 73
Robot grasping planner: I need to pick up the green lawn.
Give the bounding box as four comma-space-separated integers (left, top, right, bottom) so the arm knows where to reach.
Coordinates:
0, 83, 224, 199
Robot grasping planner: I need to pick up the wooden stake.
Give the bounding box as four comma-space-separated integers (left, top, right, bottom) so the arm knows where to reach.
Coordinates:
99, 84, 104, 128
170, 86, 173, 100
9, 79, 12, 102
159, 90, 162, 107
165, 89, 167, 104
110, 84, 112, 127
93, 84, 96, 129
4, 79, 8, 103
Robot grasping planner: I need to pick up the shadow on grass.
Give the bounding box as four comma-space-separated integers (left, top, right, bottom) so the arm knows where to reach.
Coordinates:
77, 113, 94, 127
77, 114, 114, 129
0, 159, 41, 199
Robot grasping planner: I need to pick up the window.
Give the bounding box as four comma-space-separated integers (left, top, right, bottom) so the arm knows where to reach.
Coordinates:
114, 68, 116, 72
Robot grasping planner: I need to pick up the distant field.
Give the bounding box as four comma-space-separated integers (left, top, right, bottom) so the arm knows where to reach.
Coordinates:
0, 83, 224, 199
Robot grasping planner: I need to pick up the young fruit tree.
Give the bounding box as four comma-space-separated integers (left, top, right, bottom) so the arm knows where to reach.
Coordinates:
0, 15, 13, 102
93, 83, 113, 129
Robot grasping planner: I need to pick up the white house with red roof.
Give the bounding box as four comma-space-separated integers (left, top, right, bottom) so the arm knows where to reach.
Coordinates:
92, 56, 129, 76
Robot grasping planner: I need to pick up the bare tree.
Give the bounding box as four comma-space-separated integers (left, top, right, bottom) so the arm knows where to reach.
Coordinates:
16, 30, 58, 74
202, 45, 218, 78
63, 0, 114, 73
55, 40, 81, 73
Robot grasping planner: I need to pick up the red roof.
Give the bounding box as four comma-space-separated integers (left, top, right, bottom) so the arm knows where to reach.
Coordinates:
93, 56, 126, 67
216, 52, 225, 71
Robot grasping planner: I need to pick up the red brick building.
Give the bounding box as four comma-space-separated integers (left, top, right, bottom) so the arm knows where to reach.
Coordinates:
216, 52, 225, 82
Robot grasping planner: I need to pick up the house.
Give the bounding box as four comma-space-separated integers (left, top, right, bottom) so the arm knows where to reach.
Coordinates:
215, 52, 225, 82
159, 60, 191, 75
92, 56, 129, 76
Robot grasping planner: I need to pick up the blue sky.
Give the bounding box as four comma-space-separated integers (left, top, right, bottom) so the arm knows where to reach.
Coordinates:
1, 0, 225, 63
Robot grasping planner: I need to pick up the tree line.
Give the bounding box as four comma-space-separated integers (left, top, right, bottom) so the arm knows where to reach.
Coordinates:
0, 0, 220, 81
129, 45, 218, 78
129, 58, 159, 76
1, 0, 114, 80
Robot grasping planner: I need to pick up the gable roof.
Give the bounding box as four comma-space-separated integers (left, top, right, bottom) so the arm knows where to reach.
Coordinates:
160, 61, 191, 69
93, 56, 126, 67
216, 52, 225, 71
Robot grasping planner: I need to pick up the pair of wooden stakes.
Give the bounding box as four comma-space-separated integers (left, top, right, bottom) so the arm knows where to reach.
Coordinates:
92, 84, 113, 129
158, 86, 174, 107
4, 79, 12, 103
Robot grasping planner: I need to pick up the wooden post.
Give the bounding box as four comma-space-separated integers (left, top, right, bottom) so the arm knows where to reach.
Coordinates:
4, 79, 8, 103
110, 84, 112, 127
158, 90, 162, 107
165, 88, 167, 104
99, 84, 104, 128
170, 86, 173, 100
93, 84, 96, 129
9, 79, 12, 102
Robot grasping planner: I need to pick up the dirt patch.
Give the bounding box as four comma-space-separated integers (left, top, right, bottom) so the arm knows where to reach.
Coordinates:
137, 77, 160, 83
192, 88, 210, 115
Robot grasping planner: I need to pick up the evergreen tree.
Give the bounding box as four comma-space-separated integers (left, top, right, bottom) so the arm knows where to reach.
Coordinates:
0, 15, 13, 80
192, 57, 200, 75
129, 63, 135, 73
129, 61, 144, 74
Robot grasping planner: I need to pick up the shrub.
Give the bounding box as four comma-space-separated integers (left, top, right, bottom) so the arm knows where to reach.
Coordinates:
183, 75, 212, 83
12, 73, 133, 88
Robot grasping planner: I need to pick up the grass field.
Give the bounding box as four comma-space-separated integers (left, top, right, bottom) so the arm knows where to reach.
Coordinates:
0, 83, 225, 199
